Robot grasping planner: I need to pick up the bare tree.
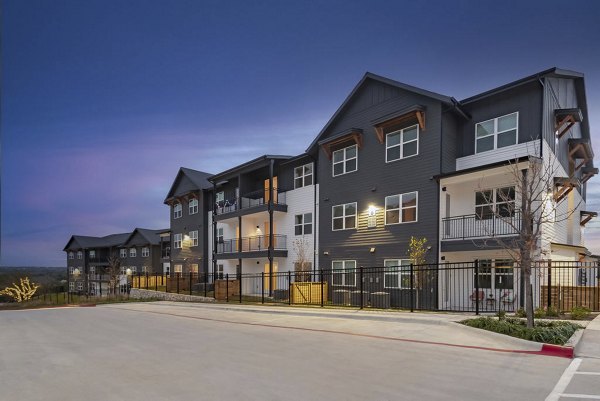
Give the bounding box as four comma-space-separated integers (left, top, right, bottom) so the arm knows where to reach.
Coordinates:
406, 236, 430, 309
477, 155, 582, 328
292, 237, 312, 282
106, 253, 122, 295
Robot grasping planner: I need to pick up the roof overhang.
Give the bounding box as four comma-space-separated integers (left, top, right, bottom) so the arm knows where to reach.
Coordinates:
568, 138, 594, 172
318, 129, 363, 160
580, 211, 598, 227
371, 106, 425, 144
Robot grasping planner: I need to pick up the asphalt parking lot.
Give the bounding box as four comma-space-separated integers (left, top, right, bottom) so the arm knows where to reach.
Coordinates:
0, 302, 589, 400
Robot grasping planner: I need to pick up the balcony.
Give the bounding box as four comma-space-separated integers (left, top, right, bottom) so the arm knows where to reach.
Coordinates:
215, 188, 287, 219
215, 234, 288, 259
442, 210, 522, 241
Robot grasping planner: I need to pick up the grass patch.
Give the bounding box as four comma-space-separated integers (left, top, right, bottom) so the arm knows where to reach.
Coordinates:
461, 317, 582, 345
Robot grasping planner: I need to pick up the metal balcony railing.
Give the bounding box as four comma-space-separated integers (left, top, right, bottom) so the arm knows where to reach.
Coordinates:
442, 210, 522, 240
216, 234, 287, 254
215, 188, 287, 215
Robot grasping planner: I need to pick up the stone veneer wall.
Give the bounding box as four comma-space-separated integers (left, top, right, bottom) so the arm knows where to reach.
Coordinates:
130, 288, 215, 303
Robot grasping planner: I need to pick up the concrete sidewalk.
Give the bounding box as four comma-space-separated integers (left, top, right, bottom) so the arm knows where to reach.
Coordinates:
576, 313, 600, 358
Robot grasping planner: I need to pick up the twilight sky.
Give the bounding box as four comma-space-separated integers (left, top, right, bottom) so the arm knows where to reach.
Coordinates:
2, 0, 600, 266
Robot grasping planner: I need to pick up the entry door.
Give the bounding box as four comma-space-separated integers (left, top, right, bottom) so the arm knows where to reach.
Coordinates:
264, 262, 278, 292
264, 177, 278, 204
263, 221, 276, 248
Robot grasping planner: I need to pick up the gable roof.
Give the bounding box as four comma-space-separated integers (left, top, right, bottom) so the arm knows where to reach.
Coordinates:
63, 232, 131, 251
306, 72, 464, 152
164, 167, 213, 203
208, 155, 292, 182
122, 228, 167, 246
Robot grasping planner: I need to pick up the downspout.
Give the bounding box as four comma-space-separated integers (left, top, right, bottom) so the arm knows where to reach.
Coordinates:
312, 155, 318, 274
538, 76, 545, 159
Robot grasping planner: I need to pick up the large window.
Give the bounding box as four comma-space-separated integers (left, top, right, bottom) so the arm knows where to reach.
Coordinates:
476, 259, 514, 290
216, 264, 224, 279
189, 198, 198, 215
129, 248, 137, 258
216, 227, 224, 243
142, 247, 149, 257
332, 145, 357, 176
385, 192, 418, 224
89, 250, 96, 259
174, 233, 183, 249
475, 186, 515, 219
294, 163, 313, 188
215, 192, 224, 205
475, 112, 518, 153
68, 252, 74, 260
173, 203, 182, 219
386, 124, 419, 162
190, 264, 199, 273
77, 251, 83, 260
383, 259, 412, 289
332, 202, 357, 231
174, 264, 183, 273
295, 213, 313, 235
120, 249, 127, 258
190, 230, 198, 246
332, 260, 356, 286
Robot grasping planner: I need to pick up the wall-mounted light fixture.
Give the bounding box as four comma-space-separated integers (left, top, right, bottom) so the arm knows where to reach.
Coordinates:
323, 251, 329, 256
367, 205, 377, 216
370, 247, 376, 253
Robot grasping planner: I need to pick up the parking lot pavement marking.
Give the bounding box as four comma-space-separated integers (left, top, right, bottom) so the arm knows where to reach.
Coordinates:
559, 395, 600, 399
574, 372, 600, 375
545, 358, 582, 401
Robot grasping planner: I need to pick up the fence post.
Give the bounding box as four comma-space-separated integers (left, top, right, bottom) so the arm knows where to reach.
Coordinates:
226, 273, 229, 303
239, 272, 242, 304
176, 273, 180, 294
204, 273, 208, 298
474, 259, 480, 316
359, 266, 364, 309
189, 272, 193, 296
155, 273, 158, 292
321, 269, 324, 308
547, 260, 552, 309
146, 271, 149, 290
410, 263, 414, 312
261, 272, 265, 304
288, 271, 292, 305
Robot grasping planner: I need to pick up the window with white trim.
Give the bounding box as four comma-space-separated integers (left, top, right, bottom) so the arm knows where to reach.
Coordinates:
141, 266, 148, 273
295, 213, 313, 235
216, 264, 224, 279
142, 247, 149, 257
332, 203, 357, 231
130, 266, 137, 273
190, 230, 198, 246
174, 233, 183, 249
174, 264, 183, 274
129, 248, 137, 258
120, 249, 127, 258
215, 192, 224, 205
475, 112, 518, 153
121, 266, 128, 275
386, 124, 419, 162
385, 192, 417, 224
190, 264, 199, 273
216, 227, 224, 243
69, 281, 75, 291
68, 252, 74, 260
294, 163, 313, 188
77, 281, 83, 291
384, 259, 412, 289
89, 250, 96, 259
332, 145, 357, 176
77, 251, 83, 260
173, 203, 182, 219
69, 266, 75, 274
189, 198, 198, 215
332, 260, 356, 286
476, 259, 514, 290
89, 266, 95, 275
475, 186, 515, 220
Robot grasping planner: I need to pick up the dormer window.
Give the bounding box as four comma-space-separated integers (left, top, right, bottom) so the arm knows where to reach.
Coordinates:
129, 248, 137, 258
68, 252, 74, 260
173, 203, 182, 219
77, 251, 83, 260
475, 112, 518, 153
386, 124, 419, 162
189, 198, 198, 215
332, 145, 357, 176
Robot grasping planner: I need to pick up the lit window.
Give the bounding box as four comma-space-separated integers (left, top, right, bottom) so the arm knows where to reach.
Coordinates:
173, 203, 182, 219
189, 198, 198, 215
294, 163, 313, 188
332, 145, 357, 176
386, 125, 419, 162
383, 260, 412, 289
142, 247, 149, 257
332, 260, 356, 286
190, 230, 198, 246
77, 251, 83, 260
174, 264, 183, 273
68, 252, 74, 260
475, 112, 518, 153
174, 233, 183, 249
385, 192, 417, 224
190, 264, 199, 273
295, 213, 313, 235
129, 248, 137, 258
120, 249, 127, 258
475, 187, 515, 220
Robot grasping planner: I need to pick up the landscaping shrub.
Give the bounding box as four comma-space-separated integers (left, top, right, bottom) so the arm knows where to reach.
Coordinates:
461, 317, 582, 345
496, 310, 507, 320
570, 306, 591, 320
515, 308, 527, 318
534, 307, 546, 319
546, 306, 560, 317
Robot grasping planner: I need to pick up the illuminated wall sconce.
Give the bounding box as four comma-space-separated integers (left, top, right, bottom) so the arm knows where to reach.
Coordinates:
370, 247, 376, 253
367, 205, 378, 228
184, 234, 191, 241
323, 251, 329, 256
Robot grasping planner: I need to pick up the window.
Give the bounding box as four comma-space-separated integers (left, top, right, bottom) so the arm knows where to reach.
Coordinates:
89, 250, 96, 259
190, 230, 198, 246
190, 264, 199, 273
332, 145, 357, 176
385, 192, 418, 224
120, 249, 127, 258
68, 252, 74, 260
475, 186, 515, 220
294, 163, 313, 188
130, 266, 137, 273
189, 198, 198, 215
77, 251, 83, 260
216, 227, 224, 243
129, 248, 137, 258
332, 260, 356, 286
295, 213, 313, 235
69, 281, 75, 291
89, 266, 95, 275
475, 112, 518, 153
174, 234, 183, 249
121, 266, 128, 275
77, 281, 83, 291
216, 264, 224, 279
386, 124, 419, 162
384, 259, 412, 289
215, 191, 224, 205
477, 259, 514, 289
142, 247, 149, 257
173, 203, 182, 219
332, 203, 357, 231
174, 264, 183, 273
69, 266, 75, 274
141, 266, 148, 273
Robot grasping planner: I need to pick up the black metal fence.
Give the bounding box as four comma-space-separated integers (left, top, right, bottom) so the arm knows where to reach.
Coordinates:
123, 261, 600, 313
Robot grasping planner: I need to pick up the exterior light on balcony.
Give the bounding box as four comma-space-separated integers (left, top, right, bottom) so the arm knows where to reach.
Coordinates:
367, 205, 377, 216
126, 268, 132, 276
73, 268, 81, 277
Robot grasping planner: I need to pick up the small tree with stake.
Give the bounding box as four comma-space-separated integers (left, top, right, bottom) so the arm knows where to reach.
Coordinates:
407, 236, 430, 309
292, 237, 312, 282
106, 253, 122, 295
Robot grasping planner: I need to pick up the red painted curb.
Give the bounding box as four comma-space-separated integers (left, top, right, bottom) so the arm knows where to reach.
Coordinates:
540, 344, 574, 358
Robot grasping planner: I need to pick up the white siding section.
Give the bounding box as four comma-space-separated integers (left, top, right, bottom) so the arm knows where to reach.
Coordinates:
456, 140, 540, 171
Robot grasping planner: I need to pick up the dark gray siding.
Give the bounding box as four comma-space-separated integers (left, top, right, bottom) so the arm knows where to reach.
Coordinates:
317, 79, 443, 269
441, 112, 459, 174
169, 189, 205, 274
458, 81, 543, 157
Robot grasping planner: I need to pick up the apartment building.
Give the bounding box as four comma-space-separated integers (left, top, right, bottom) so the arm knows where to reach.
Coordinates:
119, 228, 168, 275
